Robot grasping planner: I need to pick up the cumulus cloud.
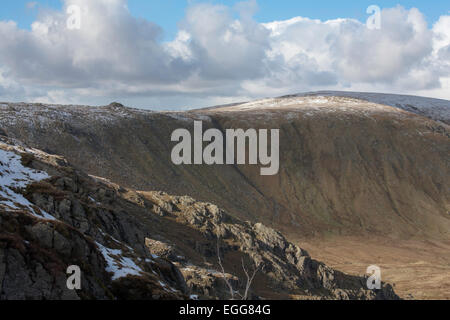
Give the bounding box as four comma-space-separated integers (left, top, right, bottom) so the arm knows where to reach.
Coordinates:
258, 6, 442, 95
0, 0, 448, 108
433, 15, 450, 74
179, 1, 270, 80
0, 0, 187, 86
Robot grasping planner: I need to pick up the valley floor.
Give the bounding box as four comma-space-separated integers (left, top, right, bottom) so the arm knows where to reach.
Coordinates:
298, 237, 450, 300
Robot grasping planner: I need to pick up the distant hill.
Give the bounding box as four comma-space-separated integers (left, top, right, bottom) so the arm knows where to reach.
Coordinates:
0, 92, 449, 240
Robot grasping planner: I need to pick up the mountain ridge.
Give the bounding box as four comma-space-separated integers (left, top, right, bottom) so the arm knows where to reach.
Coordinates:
0, 92, 448, 241
193, 91, 450, 124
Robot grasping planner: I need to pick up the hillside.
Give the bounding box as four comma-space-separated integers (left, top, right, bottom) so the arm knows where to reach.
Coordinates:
0, 93, 448, 241
0, 135, 397, 299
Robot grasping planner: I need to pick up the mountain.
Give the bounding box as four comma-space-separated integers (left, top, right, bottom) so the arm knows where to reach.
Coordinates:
0, 91, 449, 299
0, 93, 448, 241
296, 91, 450, 124
0, 135, 397, 300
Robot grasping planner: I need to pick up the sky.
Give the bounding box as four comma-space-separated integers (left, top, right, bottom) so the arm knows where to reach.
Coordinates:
0, 0, 449, 110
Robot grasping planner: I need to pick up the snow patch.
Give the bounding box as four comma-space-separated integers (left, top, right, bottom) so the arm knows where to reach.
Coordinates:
96, 242, 143, 280
0, 148, 55, 220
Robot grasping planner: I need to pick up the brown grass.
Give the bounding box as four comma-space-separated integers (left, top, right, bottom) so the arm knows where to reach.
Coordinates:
297, 236, 450, 300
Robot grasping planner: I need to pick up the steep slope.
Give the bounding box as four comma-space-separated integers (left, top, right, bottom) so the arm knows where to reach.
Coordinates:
0, 137, 186, 300
0, 93, 448, 241
0, 135, 398, 300
197, 95, 450, 239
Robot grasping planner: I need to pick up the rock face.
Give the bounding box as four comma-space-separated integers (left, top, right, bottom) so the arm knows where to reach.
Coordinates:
0, 93, 448, 240
0, 135, 398, 300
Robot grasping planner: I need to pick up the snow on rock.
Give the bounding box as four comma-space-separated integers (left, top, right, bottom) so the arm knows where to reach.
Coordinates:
0, 148, 55, 220
96, 242, 143, 280
0, 102, 154, 128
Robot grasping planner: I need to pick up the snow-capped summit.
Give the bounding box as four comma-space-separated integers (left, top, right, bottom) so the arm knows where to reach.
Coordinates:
297, 91, 450, 124
199, 91, 449, 124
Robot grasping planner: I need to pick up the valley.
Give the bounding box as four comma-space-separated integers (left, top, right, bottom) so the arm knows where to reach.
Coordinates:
0, 92, 448, 299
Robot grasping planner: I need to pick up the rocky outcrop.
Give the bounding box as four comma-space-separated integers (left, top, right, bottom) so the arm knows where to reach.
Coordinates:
0, 135, 399, 300
139, 191, 397, 300
0, 137, 187, 300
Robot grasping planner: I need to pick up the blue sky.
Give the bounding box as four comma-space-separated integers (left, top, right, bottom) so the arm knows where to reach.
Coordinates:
1, 0, 449, 40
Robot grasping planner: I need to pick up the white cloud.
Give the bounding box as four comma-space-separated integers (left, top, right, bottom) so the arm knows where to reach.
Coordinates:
432, 15, 450, 89
177, 2, 271, 81
0, 0, 448, 108
260, 6, 442, 95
